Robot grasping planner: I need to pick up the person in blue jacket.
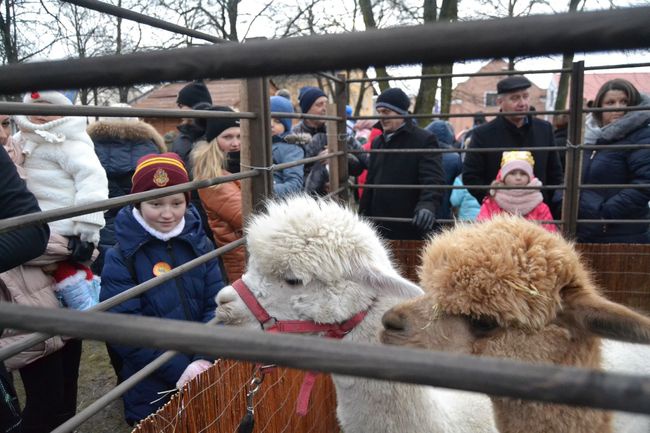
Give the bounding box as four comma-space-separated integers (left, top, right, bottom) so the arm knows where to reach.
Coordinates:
270, 96, 306, 197
579, 78, 650, 243
100, 153, 224, 425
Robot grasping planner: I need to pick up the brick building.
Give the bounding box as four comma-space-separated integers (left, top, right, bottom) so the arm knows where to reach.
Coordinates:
449, 59, 547, 137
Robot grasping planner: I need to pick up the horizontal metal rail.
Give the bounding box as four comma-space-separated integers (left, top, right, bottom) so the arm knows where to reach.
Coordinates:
268, 151, 345, 172
0, 303, 649, 415
325, 186, 347, 199
0, 7, 649, 92
0, 102, 255, 119
0, 171, 258, 234
62, 0, 226, 43
367, 216, 562, 226
0, 102, 341, 122
348, 60, 650, 84
353, 184, 564, 190
0, 238, 245, 362
584, 61, 650, 71
347, 67, 570, 83
349, 145, 565, 153
350, 109, 569, 120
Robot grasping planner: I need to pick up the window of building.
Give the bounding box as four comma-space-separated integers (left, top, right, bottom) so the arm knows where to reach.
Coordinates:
484, 91, 498, 107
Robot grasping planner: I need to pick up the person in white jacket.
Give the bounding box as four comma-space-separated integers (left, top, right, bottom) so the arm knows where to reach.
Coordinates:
13, 90, 108, 309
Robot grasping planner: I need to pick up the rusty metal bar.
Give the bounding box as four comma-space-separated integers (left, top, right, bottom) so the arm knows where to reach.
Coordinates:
62, 0, 226, 43
347, 67, 570, 83
1, 303, 649, 415
562, 61, 585, 239
1, 7, 649, 93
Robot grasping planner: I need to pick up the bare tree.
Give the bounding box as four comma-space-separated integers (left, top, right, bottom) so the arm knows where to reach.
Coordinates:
553, 0, 585, 111
0, 0, 59, 98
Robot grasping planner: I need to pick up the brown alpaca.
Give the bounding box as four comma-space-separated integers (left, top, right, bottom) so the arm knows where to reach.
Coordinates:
381, 215, 650, 433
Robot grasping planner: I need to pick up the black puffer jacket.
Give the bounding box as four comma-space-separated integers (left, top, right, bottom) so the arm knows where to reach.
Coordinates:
359, 121, 444, 240
578, 103, 650, 244
89, 120, 166, 273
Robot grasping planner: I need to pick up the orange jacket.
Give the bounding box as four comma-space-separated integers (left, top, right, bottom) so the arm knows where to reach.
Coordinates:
198, 176, 246, 283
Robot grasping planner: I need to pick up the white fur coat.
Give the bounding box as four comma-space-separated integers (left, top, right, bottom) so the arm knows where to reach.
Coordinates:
13, 115, 108, 239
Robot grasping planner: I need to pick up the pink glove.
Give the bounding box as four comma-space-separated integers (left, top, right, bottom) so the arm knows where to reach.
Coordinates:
176, 359, 213, 389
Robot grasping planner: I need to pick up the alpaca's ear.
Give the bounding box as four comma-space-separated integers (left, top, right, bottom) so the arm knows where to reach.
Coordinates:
355, 267, 424, 299
558, 291, 650, 344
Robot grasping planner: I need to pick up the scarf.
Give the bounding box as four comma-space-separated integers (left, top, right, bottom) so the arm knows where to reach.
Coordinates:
492, 177, 544, 216
132, 207, 185, 242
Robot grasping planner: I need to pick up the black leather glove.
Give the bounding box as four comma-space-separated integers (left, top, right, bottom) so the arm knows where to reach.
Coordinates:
412, 208, 435, 232
67, 236, 94, 263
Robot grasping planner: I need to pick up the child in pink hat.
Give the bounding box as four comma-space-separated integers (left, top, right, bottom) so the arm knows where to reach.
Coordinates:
477, 151, 557, 232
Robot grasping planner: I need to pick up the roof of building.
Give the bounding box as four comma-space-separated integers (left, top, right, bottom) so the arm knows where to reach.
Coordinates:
553, 72, 650, 102
131, 79, 242, 110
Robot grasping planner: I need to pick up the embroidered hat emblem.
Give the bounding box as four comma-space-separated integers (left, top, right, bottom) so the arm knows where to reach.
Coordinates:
153, 168, 169, 187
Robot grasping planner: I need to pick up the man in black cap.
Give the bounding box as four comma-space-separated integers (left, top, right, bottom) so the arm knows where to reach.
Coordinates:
171, 80, 213, 169
359, 87, 445, 240
462, 75, 563, 213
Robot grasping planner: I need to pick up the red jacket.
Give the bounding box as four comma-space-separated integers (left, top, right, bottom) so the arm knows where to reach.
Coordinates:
477, 196, 558, 233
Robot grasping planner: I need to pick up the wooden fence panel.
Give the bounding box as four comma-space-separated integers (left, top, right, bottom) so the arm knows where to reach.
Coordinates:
133, 359, 338, 433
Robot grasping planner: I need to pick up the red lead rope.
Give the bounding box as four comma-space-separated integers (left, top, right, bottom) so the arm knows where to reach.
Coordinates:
231, 278, 368, 415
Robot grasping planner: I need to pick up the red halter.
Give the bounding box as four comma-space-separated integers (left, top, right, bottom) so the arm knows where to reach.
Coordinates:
231, 278, 368, 415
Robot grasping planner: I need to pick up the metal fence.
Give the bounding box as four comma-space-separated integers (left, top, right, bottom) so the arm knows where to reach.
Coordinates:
0, 3, 650, 433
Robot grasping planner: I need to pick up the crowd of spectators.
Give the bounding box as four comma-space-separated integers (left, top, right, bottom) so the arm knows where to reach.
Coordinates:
1, 73, 649, 430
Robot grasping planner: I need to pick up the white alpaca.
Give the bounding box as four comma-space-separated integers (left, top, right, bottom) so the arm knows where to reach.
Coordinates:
382, 216, 650, 433
215, 195, 497, 433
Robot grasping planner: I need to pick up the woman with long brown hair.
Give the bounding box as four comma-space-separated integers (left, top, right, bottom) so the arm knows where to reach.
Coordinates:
191, 106, 245, 283
579, 78, 650, 243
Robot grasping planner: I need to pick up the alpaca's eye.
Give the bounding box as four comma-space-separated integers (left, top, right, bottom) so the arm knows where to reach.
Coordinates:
467, 316, 499, 337
284, 278, 302, 286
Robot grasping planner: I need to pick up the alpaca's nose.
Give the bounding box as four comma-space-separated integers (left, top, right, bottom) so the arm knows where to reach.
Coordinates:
216, 285, 238, 305
382, 308, 407, 331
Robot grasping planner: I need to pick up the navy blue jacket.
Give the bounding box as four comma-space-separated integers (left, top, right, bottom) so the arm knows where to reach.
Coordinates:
90, 120, 165, 274
100, 204, 223, 423
578, 116, 650, 244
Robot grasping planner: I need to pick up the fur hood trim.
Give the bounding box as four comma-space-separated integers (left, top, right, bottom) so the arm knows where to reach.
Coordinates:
419, 215, 597, 331
283, 132, 312, 146
87, 120, 166, 152
586, 94, 650, 144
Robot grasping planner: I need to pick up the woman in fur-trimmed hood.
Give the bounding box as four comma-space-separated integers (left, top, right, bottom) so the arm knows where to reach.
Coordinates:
88, 117, 166, 273
579, 79, 650, 243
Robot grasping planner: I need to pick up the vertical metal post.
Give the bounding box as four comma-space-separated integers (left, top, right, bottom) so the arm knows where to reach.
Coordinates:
561, 61, 584, 238
327, 73, 350, 202
240, 77, 273, 216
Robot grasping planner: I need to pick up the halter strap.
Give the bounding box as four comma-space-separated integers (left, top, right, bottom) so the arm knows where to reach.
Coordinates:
230, 278, 369, 415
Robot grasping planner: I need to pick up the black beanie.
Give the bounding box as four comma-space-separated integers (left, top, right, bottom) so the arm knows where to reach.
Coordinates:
376, 88, 410, 115
205, 106, 240, 142
177, 80, 213, 108
298, 86, 326, 113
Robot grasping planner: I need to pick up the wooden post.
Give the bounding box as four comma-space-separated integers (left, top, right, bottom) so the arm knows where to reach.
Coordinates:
561, 61, 584, 238
326, 73, 349, 202
240, 78, 273, 217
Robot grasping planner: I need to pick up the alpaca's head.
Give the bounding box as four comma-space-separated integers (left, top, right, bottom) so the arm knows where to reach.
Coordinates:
382, 215, 650, 365
216, 195, 422, 329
